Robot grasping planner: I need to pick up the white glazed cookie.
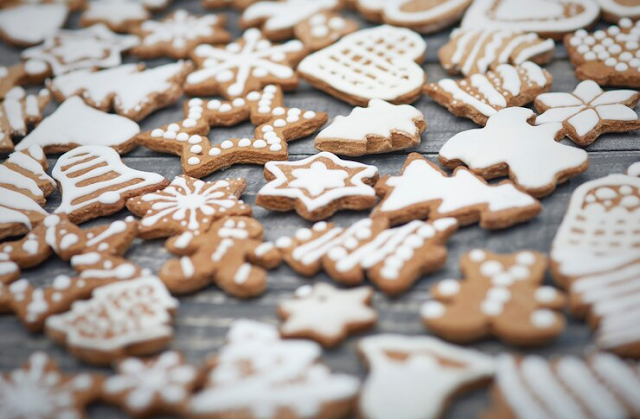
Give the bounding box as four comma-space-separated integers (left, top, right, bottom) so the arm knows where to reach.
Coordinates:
45, 276, 178, 365
80, 0, 151, 33
439, 107, 589, 198
188, 320, 360, 419
275, 217, 459, 296
535, 80, 640, 146
52, 145, 168, 224
315, 99, 426, 156
486, 354, 640, 419
17, 96, 141, 154
21, 24, 140, 77
372, 153, 541, 229
0, 87, 50, 152
298, 25, 427, 106
421, 250, 566, 346
185, 28, 305, 98
240, 0, 340, 41
440, 29, 555, 76
48, 61, 192, 121
461, 0, 601, 40
565, 19, 640, 88
597, 0, 640, 22
0, 4, 68, 47
256, 152, 379, 221
278, 283, 376, 348
551, 173, 640, 358
358, 334, 495, 419
293, 11, 359, 52
423, 62, 553, 126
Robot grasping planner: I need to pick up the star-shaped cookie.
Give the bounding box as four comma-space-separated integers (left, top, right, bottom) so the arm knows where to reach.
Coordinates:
535, 80, 640, 146
439, 107, 589, 197
256, 151, 379, 220
278, 282, 377, 347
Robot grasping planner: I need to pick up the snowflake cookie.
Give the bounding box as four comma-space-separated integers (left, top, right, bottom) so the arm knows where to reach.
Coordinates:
159, 216, 281, 298
423, 61, 553, 126
48, 61, 193, 121
279, 283, 376, 347
298, 25, 426, 106
294, 11, 359, 52
256, 152, 379, 221
45, 276, 178, 365
535, 80, 640, 146
485, 354, 640, 419
275, 216, 458, 296
421, 249, 566, 346
185, 28, 305, 98
372, 153, 541, 229
136, 84, 328, 178
551, 172, 640, 357
188, 320, 360, 419
357, 334, 495, 419
102, 351, 200, 418
439, 107, 589, 197
0, 352, 100, 419
0, 87, 50, 153
565, 18, 640, 88
52, 145, 168, 224
131, 10, 231, 60
0, 4, 68, 47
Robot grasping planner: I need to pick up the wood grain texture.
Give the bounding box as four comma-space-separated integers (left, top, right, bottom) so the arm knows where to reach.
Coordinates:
0, 2, 638, 418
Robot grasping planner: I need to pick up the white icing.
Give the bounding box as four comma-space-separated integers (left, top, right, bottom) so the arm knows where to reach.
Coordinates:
82, 0, 148, 26
0, 4, 67, 45
243, 0, 338, 32
596, 0, 640, 19
140, 10, 221, 51
383, 0, 471, 25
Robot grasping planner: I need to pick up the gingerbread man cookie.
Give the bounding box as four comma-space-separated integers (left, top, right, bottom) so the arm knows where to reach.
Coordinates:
293, 11, 358, 52
439, 107, 589, 198
421, 249, 566, 346
0, 87, 50, 153
275, 217, 458, 296
256, 152, 379, 221
372, 153, 541, 229
0, 3, 68, 47
315, 99, 426, 156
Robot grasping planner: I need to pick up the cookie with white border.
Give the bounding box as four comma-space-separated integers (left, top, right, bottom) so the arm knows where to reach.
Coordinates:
256, 152, 379, 221
0, 87, 50, 153
380, 0, 474, 34
0, 4, 68, 47
294, 11, 358, 52
315, 99, 425, 156
597, 0, 640, 22
439, 107, 589, 198
372, 153, 541, 229
421, 249, 566, 346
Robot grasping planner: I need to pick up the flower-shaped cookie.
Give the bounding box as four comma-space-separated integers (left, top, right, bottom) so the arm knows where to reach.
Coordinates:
535, 80, 640, 146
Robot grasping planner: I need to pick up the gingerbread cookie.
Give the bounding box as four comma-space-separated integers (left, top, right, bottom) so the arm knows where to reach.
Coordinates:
461, 0, 600, 40
275, 217, 458, 296
159, 216, 281, 298
279, 283, 376, 347
185, 29, 305, 98
485, 353, 640, 419
52, 145, 168, 224
535, 80, 640, 146
0, 352, 100, 418
0, 146, 55, 240
126, 175, 251, 241
0, 87, 50, 153
240, 0, 340, 41
17, 96, 140, 154
256, 152, 379, 221
46, 275, 178, 365
188, 320, 359, 419
551, 173, 640, 357
102, 351, 200, 418
565, 19, 640, 88
48, 61, 192, 121
131, 10, 230, 60
358, 334, 495, 419
378, 0, 473, 34
0, 0, 84, 10
597, 0, 640, 21
293, 11, 358, 52
202, 0, 259, 9
423, 62, 553, 126
298, 25, 426, 106
373, 153, 541, 229
440, 29, 555, 77
440, 107, 589, 198
422, 250, 566, 346
315, 99, 425, 156
137, 84, 328, 178
0, 60, 50, 100
0, 3, 68, 47
80, 0, 150, 33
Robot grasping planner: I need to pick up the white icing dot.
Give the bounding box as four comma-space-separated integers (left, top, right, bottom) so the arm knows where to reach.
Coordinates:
253, 140, 267, 148
516, 252, 536, 265
480, 260, 502, 276
421, 301, 445, 318
209, 147, 221, 156
295, 228, 312, 241
487, 287, 511, 303
188, 157, 200, 165
531, 309, 556, 328
275, 237, 293, 248
437, 279, 460, 296
221, 140, 234, 149
535, 287, 558, 304
481, 300, 503, 316
238, 138, 251, 147
469, 249, 486, 262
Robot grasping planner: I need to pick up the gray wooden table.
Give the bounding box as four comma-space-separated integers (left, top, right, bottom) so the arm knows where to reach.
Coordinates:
1, 2, 638, 418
